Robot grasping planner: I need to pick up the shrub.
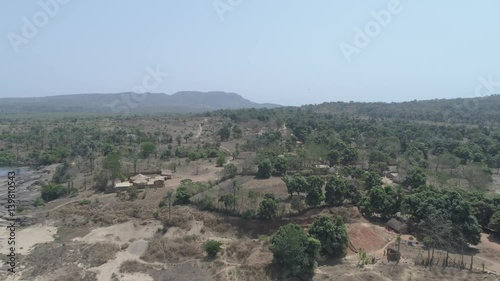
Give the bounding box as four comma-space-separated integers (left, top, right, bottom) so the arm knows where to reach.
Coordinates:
174, 186, 191, 205
204, 240, 223, 258
241, 209, 256, 219
256, 159, 272, 179
127, 186, 138, 201
223, 163, 238, 179
216, 154, 226, 167
41, 183, 66, 202
79, 199, 91, 205
33, 197, 45, 207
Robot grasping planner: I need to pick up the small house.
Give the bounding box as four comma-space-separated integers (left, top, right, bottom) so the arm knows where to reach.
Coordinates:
133, 178, 148, 189
130, 174, 149, 182
161, 170, 173, 180
113, 182, 132, 193
386, 248, 401, 262
386, 218, 408, 234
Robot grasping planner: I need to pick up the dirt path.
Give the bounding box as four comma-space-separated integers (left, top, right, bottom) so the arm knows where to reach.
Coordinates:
195, 118, 208, 139
45, 193, 115, 213
196, 124, 203, 138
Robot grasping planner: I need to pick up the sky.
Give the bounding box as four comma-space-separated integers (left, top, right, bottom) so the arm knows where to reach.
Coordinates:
1, 0, 499, 106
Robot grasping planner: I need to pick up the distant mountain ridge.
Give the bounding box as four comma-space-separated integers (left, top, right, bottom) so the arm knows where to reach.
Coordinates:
0, 91, 281, 114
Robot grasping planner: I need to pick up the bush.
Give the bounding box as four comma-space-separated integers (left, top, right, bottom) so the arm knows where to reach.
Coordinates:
174, 186, 191, 205
174, 180, 211, 205
79, 199, 91, 205
33, 197, 45, 207
216, 154, 226, 167
52, 162, 71, 184
127, 186, 138, 201
241, 209, 256, 219
256, 159, 273, 179
204, 240, 223, 258
41, 183, 66, 202
223, 163, 238, 179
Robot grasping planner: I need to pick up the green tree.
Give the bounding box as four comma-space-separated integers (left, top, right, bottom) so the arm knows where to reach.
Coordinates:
359, 186, 400, 219
216, 153, 226, 167
453, 144, 472, 165
173, 186, 191, 205
165, 190, 174, 219
256, 159, 273, 179
273, 156, 288, 176
204, 240, 223, 258
283, 175, 308, 196
270, 223, 321, 279
223, 163, 237, 179
218, 123, 232, 141
41, 183, 66, 202
305, 176, 325, 208
489, 210, 500, 234
325, 176, 348, 206
435, 152, 460, 172
364, 171, 382, 190
257, 193, 278, 220
463, 164, 493, 191
140, 142, 156, 158
308, 216, 349, 258
232, 125, 243, 139
402, 167, 427, 189
102, 152, 122, 185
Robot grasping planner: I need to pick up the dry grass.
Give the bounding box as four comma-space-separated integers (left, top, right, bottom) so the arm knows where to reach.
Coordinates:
119, 260, 152, 274
141, 236, 204, 263
22, 242, 119, 278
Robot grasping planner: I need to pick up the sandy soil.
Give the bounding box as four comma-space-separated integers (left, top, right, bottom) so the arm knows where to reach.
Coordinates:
0, 221, 57, 255
73, 220, 161, 245
71, 220, 162, 281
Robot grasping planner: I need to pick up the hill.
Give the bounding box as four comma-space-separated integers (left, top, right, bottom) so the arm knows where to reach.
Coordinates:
0, 91, 281, 115
312, 95, 500, 126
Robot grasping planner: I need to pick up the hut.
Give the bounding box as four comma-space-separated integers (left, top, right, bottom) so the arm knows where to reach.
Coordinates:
161, 170, 173, 180
386, 218, 408, 234
386, 248, 401, 262
108, 182, 132, 193
147, 176, 164, 188
153, 176, 165, 187
130, 174, 149, 182
133, 178, 148, 189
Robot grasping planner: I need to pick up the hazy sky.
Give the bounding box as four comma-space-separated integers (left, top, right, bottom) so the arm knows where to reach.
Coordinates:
1, 1, 499, 106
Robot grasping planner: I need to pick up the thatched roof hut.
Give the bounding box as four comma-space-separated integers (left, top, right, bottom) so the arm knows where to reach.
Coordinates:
130, 174, 149, 182
386, 218, 408, 234
161, 170, 173, 179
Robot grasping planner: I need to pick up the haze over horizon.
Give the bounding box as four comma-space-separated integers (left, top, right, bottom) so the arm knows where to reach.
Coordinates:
1, 1, 499, 106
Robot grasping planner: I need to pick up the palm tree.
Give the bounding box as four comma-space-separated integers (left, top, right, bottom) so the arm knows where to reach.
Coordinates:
166, 190, 174, 219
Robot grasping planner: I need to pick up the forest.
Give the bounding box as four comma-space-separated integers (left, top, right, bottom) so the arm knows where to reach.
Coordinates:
1, 96, 500, 280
